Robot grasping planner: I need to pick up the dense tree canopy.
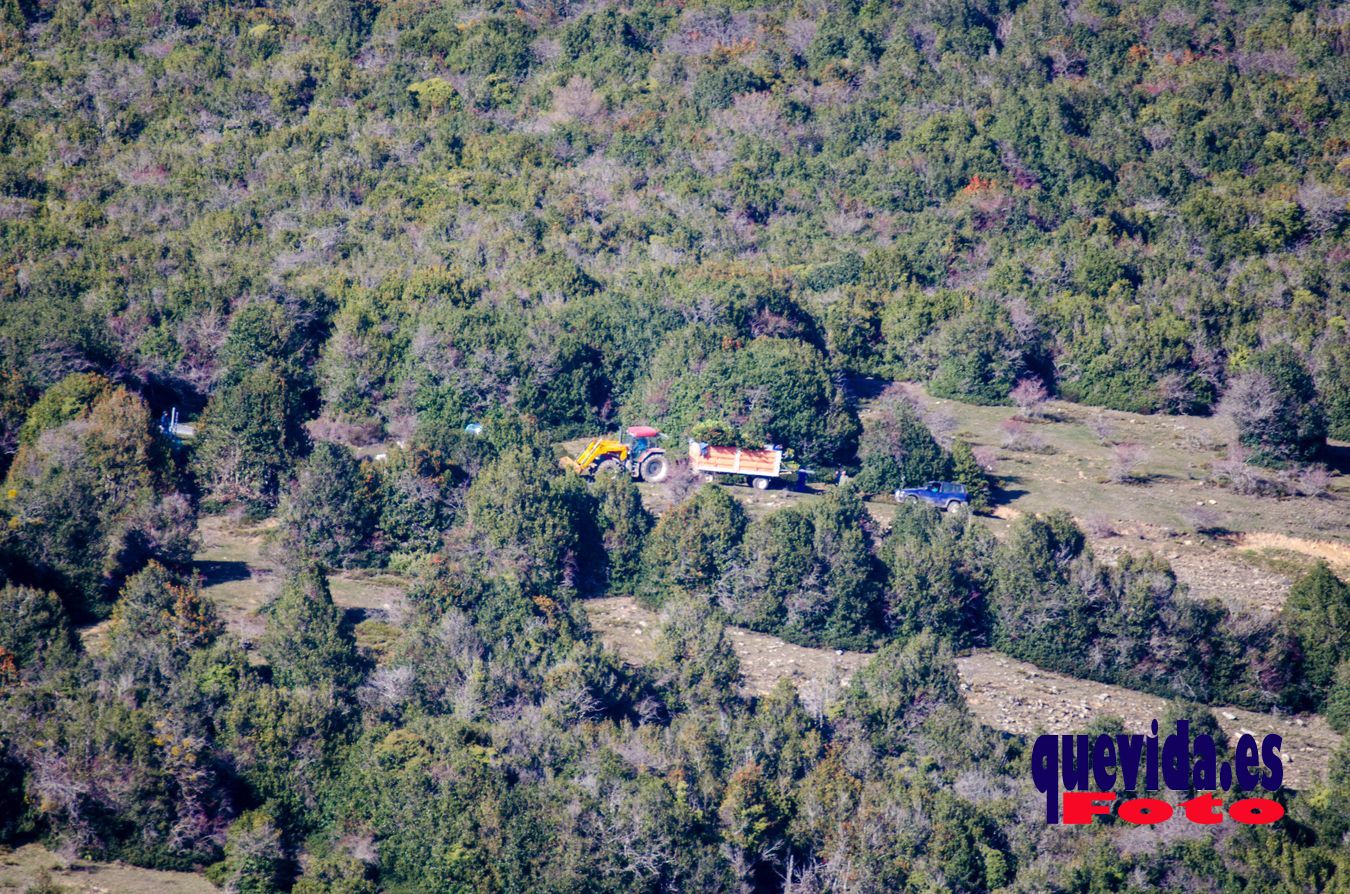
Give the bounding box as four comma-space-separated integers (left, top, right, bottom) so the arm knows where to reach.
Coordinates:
0, 1, 1347, 891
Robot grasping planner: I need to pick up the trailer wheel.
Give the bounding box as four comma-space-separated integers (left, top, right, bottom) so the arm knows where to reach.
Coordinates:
751, 476, 771, 490
640, 454, 669, 483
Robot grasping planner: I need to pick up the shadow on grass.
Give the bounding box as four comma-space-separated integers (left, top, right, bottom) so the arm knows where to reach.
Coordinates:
194, 559, 252, 586
1323, 441, 1350, 476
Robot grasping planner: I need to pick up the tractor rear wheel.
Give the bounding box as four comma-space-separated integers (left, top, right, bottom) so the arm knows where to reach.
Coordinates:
639, 454, 669, 483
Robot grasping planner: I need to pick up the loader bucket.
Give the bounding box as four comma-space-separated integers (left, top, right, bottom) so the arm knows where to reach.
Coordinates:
559, 456, 581, 474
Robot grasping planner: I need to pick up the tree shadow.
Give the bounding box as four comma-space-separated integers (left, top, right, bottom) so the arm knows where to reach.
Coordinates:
844, 374, 892, 401
1322, 441, 1350, 476
992, 478, 1030, 503
194, 560, 252, 586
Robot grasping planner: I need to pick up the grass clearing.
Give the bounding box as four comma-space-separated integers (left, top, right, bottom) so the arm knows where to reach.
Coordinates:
0, 843, 215, 894
583, 597, 1342, 790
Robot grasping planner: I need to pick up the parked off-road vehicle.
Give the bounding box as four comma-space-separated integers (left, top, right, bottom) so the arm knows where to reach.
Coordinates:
895, 481, 969, 512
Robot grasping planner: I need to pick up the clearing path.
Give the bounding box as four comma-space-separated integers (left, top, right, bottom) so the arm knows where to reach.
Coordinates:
583, 597, 1342, 790
193, 514, 410, 651
1236, 532, 1350, 576
585, 596, 868, 714
0, 843, 216, 894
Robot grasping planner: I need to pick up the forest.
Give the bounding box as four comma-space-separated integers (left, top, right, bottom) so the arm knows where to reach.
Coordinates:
0, 0, 1348, 891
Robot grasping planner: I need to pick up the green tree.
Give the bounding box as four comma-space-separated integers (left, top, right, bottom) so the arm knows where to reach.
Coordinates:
260, 567, 364, 691
591, 471, 651, 592
1284, 563, 1350, 707
206, 809, 288, 894
639, 485, 746, 606
853, 391, 950, 494
928, 305, 1026, 404
989, 511, 1093, 665
3, 386, 188, 617
0, 582, 77, 678
652, 596, 742, 713
949, 440, 990, 513
841, 632, 962, 758
1222, 345, 1327, 466
15, 372, 109, 447
1326, 662, 1350, 734
881, 502, 993, 647
464, 447, 593, 596
638, 333, 859, 465
282, 442, 378, 568
193, 362, 307, 516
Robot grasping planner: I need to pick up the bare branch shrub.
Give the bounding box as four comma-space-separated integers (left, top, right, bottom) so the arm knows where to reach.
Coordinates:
1109, 442, 1148, 483
1086, 413, 1114, 445
999, 419, 1047, 452
1010, 375, 1048, 420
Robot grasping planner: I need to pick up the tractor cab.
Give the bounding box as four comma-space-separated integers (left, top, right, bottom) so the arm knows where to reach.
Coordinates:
622, 425, 661, 456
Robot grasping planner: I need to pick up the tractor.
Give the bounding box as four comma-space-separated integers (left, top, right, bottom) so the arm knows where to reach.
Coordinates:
560, 425, 670, 482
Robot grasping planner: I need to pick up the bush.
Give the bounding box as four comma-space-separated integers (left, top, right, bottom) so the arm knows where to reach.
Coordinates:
1220, 345, 1327, 467
639, 485, 746, 606
281, 442, 378, 568
853, 391, 950, 494
1283, 562, 1350, 708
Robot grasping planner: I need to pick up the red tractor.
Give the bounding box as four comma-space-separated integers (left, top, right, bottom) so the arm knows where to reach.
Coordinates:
560, 425, 669, 482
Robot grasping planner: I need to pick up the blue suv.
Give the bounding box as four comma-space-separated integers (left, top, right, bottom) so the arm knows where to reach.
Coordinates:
895, 481, 969, 512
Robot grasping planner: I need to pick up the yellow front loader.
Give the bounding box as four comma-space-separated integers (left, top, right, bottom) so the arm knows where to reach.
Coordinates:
559, 426, 669, 482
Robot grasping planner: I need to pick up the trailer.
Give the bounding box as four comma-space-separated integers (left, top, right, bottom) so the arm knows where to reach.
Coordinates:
688, 440, 783, 489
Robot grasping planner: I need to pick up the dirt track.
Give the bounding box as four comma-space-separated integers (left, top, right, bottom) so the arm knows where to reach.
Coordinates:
584, 597, 1342, 790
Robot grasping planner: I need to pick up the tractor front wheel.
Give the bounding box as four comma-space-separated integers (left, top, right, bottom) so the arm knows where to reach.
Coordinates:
639, 454, 669, 483
594, 458, 624, 478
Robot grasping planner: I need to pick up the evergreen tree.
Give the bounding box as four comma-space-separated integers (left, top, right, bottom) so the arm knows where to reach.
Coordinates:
881, 502, 993, 647
639, 485, 747, 606
1222, 345, 1326, 466
1284, 562, 1350, 706
841, 632, 962, 758
3, 386, 186, 617
465, 447, 592, 596
1327, 662, 1350, 735
206, 809, 288, 894
591, 471, 651, 592
193, 362, 306, 516
928, 305, 1026, 404
261, 567, 363, 691
0, 583, 78, 678
282, 442, 378, 568
949, 439, 990, 513
854, 392, 950, 493
15, 372, 110, 447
